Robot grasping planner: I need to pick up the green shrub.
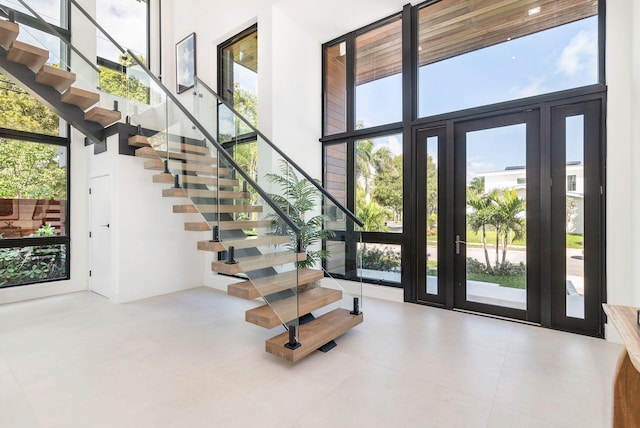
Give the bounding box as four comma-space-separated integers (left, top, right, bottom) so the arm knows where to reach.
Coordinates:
358, 246, 401, 272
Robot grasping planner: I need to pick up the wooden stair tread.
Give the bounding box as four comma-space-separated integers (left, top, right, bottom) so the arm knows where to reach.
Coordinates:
152, 174, 239, 187
7, 40, 48, 72
0, 20, 19, 50
265, 308, 363, 362
162, 188, 249, 199
135, 146, 216, 163
173, 204, 262, 214
35, 65, 76, 93
211, 252, 306, 275
197, 235, 290, 252
168, 142, 210, 155
61, 86, 100, 110
228, 269, 324, 300
128, 135, 151, 147
246, 287, 342, 329
184, 220, 273, 231
85, 107, 121, 127
144, 158, 230, 175
152, 173, 174, 184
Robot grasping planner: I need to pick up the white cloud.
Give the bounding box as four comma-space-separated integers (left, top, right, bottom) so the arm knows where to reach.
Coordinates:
556, 29, 597, 77
509, 77, 546, 98
467, 160, 496, 182
385, 135, 403, 156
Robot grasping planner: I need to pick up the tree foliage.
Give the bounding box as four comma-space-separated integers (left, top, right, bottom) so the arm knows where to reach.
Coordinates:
466, 188, 525, 272
372, 155, 402, 221
0, 72, 65, 200
0, 73, 58, 135
0, 141, 66, 199
99, 53, 149, 103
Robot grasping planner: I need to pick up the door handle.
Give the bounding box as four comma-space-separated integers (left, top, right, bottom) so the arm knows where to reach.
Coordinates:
100, 224, 110, 228
455, 235, 467, 255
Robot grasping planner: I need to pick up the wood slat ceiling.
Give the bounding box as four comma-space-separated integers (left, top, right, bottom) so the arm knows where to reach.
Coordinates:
353, 0, 597, 85
226, 31, 258, 73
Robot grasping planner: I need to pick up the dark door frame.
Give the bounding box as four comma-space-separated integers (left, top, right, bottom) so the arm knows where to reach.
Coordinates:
409, 93, 606, 337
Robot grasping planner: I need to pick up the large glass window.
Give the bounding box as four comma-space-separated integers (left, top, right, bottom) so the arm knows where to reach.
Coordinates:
97, 0, 149, 64
417, 0, 599, 117
0, 135, 69, 288
355, 134, 402, 233
355, 17, 402, 128
0, 0, 67, 28
219, 25, 258, 140
321, 0, 603, 306
0, 1, 70, 288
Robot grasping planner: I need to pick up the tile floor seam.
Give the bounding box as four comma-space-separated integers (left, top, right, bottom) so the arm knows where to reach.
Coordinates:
8, 364, 44, 428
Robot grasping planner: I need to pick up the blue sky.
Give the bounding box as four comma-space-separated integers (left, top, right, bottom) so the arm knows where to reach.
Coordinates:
358, 16, 597, 178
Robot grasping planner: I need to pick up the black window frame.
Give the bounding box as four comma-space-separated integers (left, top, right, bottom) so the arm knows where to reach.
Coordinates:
0, 1, 72, 288
0, 127, 71, 289
321, 0, 607, 337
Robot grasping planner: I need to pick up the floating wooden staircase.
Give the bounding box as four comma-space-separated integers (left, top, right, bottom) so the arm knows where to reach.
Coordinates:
0, 20, 122, 140
0, 16, 361, 363
130, 132, 362, 362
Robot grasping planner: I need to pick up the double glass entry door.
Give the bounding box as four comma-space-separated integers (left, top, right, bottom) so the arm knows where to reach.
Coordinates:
415, 101, 603, 336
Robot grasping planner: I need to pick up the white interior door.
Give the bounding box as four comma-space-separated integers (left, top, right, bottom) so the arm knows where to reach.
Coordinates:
89, 175, 112, 298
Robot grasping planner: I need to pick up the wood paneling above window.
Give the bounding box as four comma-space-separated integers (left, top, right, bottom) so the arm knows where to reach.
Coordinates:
418, 0, 598, 67
350, 0, 597, 85
355, 17, 402, 86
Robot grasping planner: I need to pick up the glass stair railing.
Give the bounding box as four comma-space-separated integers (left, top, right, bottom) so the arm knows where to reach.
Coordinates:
0, 0, 364, 362
192, 78, 365, 359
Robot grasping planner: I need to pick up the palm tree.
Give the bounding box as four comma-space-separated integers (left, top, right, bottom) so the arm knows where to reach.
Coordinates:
493, 188, 526, 266
467, 190, 494, 272
356, 139, 374, 203
265, 160, 333, 269
357, 201, 390, 232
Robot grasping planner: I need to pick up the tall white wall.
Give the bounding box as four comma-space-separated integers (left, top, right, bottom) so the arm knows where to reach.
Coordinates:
608, 0, 637, 309
632, 0, 640, 306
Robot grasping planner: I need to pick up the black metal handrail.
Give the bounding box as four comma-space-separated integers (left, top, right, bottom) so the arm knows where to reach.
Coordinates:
123, 48, 301, 234
195, 77, 364, 228
59, 0, 300, 234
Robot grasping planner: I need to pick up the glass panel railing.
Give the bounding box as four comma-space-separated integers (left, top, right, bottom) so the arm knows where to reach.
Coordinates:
15, 0, 363, 345
194, 77, 364, 316
126, 86, 302, 333
8, 0, 149, 124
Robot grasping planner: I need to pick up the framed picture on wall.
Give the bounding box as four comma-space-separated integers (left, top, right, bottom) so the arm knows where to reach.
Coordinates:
176, 33, 196, 94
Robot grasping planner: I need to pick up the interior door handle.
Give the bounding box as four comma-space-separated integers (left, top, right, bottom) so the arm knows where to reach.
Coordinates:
455, 235, 467, 255
100, 224, 110, 228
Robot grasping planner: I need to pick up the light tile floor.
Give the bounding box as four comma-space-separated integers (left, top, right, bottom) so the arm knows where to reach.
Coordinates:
0, 287, 622, 427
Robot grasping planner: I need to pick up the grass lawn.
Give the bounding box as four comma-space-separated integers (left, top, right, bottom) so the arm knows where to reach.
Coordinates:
467, 272, 526, 289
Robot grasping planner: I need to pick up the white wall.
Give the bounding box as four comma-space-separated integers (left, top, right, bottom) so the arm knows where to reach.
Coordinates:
632, 0, 640, 306
607, 0, 636, 309
87, 134, 206, 303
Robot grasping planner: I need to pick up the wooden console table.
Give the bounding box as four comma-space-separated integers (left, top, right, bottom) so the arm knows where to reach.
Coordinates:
603, 304, 640, 428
